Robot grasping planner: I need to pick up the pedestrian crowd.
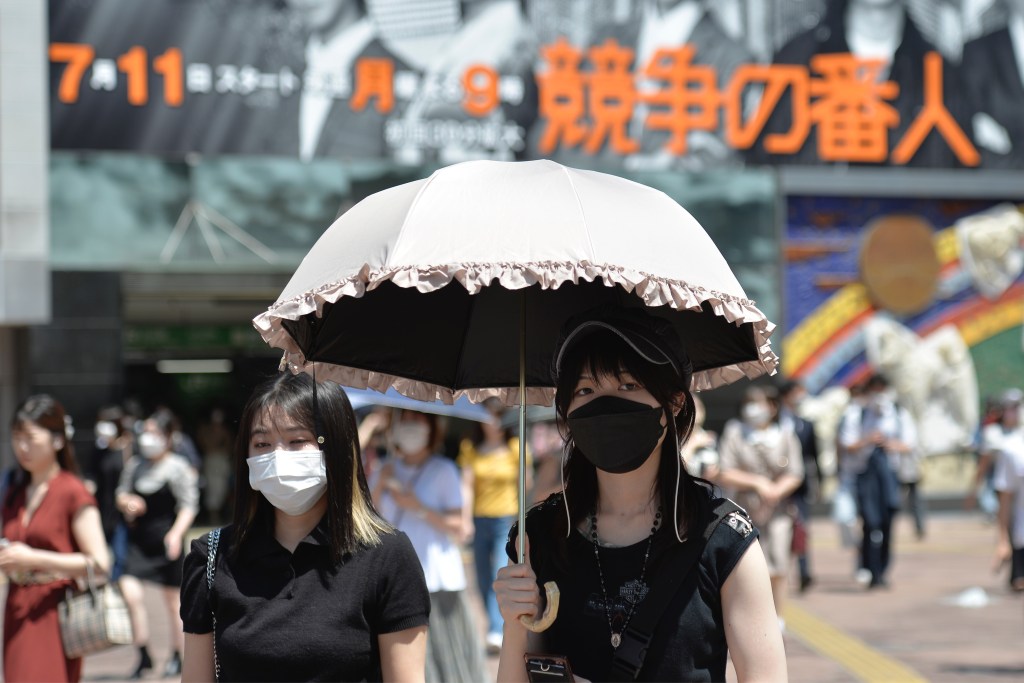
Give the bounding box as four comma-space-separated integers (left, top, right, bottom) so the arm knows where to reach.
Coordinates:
1, 317, 1021, 681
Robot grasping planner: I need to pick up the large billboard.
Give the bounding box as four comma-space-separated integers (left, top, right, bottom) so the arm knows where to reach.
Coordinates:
48, 0, 1024, 169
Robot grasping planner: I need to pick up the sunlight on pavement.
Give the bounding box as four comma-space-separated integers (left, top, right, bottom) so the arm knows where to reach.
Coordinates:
785, 604, 928, 683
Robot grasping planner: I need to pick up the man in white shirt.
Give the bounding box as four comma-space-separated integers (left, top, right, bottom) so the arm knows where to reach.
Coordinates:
838, 374, 916, 588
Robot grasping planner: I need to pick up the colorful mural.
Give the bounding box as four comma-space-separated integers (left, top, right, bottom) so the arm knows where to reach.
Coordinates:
783, 197, 1024, 398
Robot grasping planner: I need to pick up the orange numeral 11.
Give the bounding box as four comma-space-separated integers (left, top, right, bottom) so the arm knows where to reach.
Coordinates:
154, 48, 184, 107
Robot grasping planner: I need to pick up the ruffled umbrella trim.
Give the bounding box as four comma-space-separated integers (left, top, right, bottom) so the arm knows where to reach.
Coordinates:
253, 260, 778, 405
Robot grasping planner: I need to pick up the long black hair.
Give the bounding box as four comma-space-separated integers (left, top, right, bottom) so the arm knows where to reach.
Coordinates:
554, 331, 712, 544
230, 373, 391, 564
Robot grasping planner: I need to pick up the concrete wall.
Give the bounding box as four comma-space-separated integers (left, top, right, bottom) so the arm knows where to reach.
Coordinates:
0, 0, 49, 475
0, 0, 49, 325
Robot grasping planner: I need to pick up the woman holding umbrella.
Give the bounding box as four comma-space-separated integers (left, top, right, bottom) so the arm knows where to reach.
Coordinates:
494, 307, 787, 682
251, 159, 786, 680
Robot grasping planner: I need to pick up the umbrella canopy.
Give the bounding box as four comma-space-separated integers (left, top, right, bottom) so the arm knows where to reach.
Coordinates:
255, 159, 777, 405
343, 387, 490, 423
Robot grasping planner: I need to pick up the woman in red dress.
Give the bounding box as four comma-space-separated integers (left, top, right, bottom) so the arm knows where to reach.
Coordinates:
1, 395, 110, 682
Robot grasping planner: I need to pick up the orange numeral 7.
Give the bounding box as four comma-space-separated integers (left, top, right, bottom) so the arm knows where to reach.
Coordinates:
50, 43, 95, 103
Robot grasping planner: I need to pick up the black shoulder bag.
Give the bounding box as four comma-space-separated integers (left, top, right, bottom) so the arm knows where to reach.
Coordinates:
607, 498, 744, 681
206, 528, 222, 682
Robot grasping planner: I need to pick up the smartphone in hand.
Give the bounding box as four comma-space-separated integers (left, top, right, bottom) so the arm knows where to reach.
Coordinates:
525, 654, 574, 682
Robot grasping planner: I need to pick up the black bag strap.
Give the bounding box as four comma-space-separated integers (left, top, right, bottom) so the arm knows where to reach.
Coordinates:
206, 528, 222, 682
608, 498, 744, 682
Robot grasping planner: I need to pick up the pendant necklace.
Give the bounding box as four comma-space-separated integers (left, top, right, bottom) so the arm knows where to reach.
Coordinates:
590, 505, 662, 650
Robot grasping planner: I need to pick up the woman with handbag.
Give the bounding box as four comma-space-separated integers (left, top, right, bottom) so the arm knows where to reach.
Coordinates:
179, 372, 431, 682
1, 395, 111, 682
494, 306, 787, 682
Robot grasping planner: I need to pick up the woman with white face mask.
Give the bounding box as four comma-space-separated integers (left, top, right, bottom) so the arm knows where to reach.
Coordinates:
116, 412, 199, 678
180, 373, 430, 683
717, 386, 804, 628
369, 410, 486, 683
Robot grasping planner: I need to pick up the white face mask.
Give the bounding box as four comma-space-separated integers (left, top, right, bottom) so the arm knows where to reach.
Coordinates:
742, 402, 771, 428
869, 390, 894, 410
138, 432, 167, 459
393, 422, 431, 455
247, 450, 327, 516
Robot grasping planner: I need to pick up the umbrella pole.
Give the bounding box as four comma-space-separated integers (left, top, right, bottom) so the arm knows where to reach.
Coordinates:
517, 293, 527, 564
515, 294, 559, 634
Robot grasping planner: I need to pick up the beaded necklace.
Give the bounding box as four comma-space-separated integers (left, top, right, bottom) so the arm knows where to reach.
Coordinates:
589, 506, 662, 649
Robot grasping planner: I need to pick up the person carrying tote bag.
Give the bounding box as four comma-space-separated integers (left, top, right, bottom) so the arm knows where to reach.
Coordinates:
1, 395, 111, 683
58, 555, 134, 658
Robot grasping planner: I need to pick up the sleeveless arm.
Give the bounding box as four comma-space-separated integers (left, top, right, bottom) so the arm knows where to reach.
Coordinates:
720, 540, 788, 682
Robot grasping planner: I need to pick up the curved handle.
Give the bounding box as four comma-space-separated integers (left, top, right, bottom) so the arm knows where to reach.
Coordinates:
518, 581, 559, 632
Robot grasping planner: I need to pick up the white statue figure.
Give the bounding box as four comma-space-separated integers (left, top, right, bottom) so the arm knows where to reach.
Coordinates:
956, 204, 1024, 300
863, 316, 979, 457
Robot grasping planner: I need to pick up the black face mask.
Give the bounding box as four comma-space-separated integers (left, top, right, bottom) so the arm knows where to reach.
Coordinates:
567, 395, 666, 474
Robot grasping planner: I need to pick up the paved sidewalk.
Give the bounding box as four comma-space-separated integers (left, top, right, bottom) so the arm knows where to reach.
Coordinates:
774, 511, 1024, 683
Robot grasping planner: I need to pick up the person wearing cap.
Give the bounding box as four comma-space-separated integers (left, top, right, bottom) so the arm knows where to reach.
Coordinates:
986, 388, 1024, 591
494, 306, 787, 683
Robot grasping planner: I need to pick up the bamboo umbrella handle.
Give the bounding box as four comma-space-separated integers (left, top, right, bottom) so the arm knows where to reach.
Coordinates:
519, 581, 560, 632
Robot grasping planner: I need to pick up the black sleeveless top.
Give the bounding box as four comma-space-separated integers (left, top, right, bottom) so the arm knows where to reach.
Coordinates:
506, 492, 758, 682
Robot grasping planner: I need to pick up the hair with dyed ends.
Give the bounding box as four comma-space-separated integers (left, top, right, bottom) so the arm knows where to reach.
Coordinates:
231, 373, 391, 564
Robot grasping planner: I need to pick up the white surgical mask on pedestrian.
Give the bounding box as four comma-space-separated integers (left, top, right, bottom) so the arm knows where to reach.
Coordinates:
137, 432, 166, 459
742, 402, 771, 428
393, 422, 430, 454
247, 450, 327, 516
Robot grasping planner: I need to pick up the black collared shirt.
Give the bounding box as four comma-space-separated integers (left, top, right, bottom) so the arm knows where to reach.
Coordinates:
181, 521, 430, 682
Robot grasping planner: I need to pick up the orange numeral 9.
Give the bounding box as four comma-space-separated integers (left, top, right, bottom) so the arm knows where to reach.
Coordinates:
463, 64, 499, 117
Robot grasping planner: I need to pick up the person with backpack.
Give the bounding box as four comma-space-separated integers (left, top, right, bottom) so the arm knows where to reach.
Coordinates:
493, 306, 786, 683
838, 373, 916, 589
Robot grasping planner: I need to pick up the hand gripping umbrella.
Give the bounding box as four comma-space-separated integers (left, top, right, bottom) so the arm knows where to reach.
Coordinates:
254, 159, 778, 631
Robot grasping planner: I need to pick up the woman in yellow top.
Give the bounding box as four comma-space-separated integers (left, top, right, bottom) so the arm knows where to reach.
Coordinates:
458, 399, 530, 654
